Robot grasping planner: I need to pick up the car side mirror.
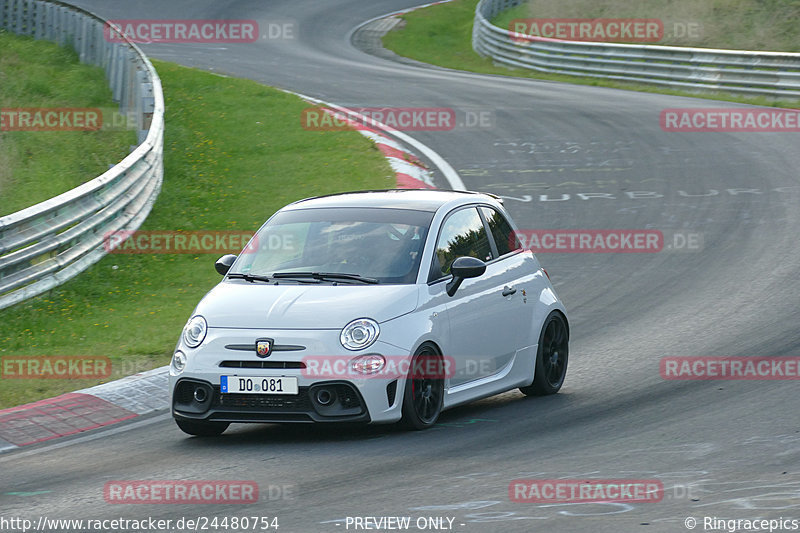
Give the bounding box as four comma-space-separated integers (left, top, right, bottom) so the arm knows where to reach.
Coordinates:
446, 256, 486, 296
215, 254, 237, 275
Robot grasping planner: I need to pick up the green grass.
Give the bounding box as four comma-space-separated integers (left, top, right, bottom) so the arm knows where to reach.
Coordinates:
495, 0, 800, 52
381, 0, 799, 107
0, 31, 137, 216
0, 59, 395, 409
490, 3, 530, 40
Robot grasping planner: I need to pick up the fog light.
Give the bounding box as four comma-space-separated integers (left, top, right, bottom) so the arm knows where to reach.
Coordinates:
350, 354, 385, 375
172, 351, 186, 373
194, 387, 207, 402
315, 388, 335, 406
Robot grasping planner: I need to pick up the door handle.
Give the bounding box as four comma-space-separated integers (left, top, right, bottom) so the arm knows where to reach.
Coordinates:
502, 286, 516, 297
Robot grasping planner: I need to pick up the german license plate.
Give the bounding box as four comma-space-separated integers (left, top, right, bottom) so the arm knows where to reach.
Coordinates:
220, 376, 298, 395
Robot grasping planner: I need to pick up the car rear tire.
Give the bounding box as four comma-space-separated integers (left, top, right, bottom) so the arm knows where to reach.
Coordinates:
520, 311, 569, 396
175, 419, 229, 437
401, 344, 444, 430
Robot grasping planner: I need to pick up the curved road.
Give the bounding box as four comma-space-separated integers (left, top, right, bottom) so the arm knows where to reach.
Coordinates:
3, 1, 800, 531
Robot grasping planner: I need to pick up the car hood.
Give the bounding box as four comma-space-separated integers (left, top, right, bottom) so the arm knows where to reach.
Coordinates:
196, 281, 420, 329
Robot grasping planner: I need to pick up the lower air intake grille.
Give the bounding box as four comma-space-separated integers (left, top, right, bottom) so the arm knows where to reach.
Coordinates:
214, 386, 312, 411
386, 380, 398, 407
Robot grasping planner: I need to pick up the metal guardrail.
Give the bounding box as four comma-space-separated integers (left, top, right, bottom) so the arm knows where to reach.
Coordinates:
473, 0, 800, 99
0, 0, 164, 310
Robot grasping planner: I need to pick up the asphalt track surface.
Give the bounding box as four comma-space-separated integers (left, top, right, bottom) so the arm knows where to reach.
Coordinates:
3, 1, 800, 532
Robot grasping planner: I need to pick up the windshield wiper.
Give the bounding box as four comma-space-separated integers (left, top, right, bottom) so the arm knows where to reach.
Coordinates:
271, 272, 379, 284
227, 273, 322, 285
227, 273, 273, 283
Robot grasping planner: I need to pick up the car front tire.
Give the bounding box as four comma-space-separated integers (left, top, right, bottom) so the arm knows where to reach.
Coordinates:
520, 311, 569, 396
401, 344, 444, 430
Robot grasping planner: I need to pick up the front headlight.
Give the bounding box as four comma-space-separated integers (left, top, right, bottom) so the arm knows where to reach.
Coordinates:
182, 315, 207, 348
340, 318, 380, 351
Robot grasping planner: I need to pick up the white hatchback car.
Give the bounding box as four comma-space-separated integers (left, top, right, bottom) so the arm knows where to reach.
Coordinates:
170, 190, 569, 436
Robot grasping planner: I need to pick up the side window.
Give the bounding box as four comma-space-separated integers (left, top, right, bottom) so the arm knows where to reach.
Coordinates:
481, 207, 522, 257
431, 207, 492, 280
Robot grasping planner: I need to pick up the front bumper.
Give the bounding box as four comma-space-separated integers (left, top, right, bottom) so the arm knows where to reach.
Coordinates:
172, 378, 396, 424
170, 328, 407, 425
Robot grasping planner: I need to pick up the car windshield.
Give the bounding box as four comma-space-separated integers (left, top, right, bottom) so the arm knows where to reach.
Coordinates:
231, 207, 434, 284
